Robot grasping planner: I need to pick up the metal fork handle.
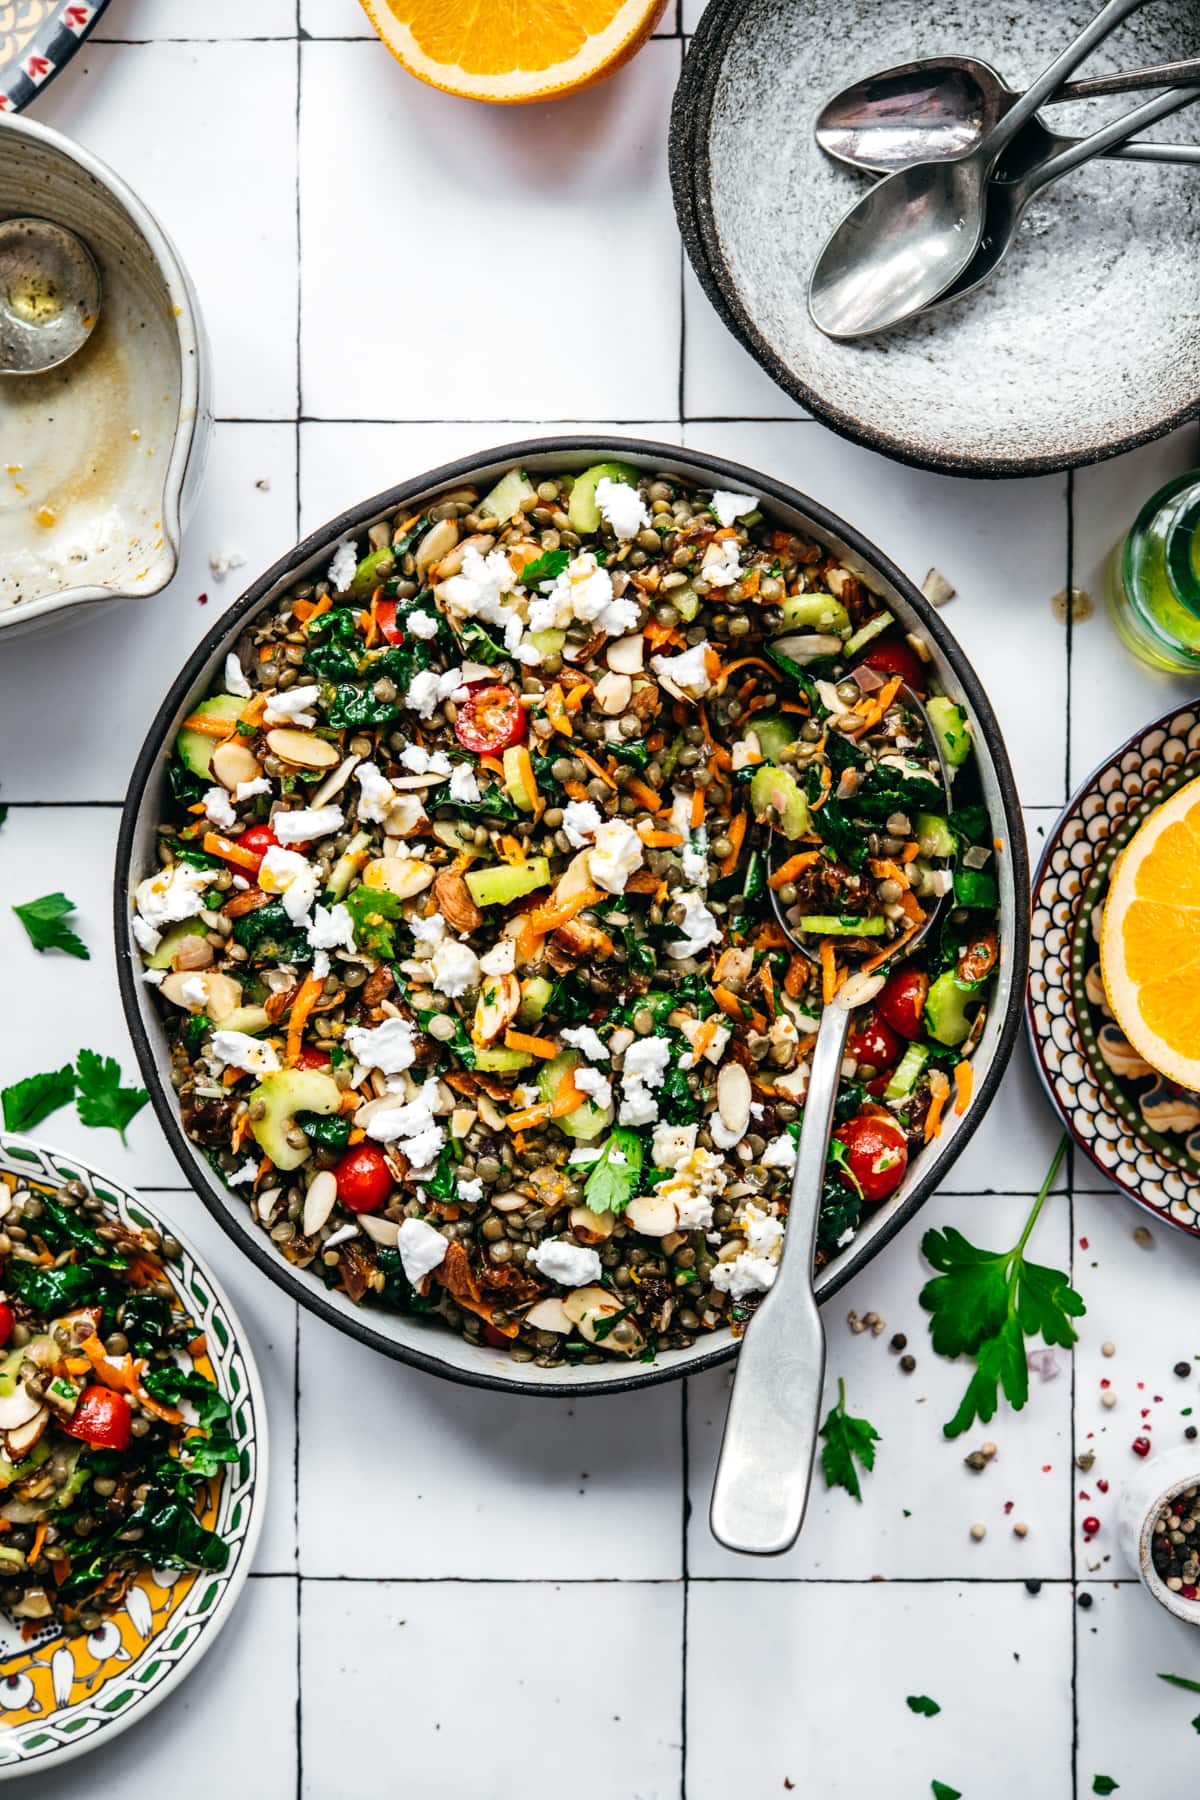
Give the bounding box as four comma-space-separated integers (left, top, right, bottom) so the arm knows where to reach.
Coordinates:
1054, 54, 1200, 101
709, 1001, 853, 1556
1026, 82, 1200, 190
983, 0, 1151, 161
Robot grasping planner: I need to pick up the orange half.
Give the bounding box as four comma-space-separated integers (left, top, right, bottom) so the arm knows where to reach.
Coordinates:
359, 0, 669, 103
1100, 773, 1200, 1089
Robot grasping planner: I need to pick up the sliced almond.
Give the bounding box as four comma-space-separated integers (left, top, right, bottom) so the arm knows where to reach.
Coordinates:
359, 1214, 400, 1248
450, 1107, 478, 1139
415, 516, 459, 573
625, 1193, 679, 1238
0, 1386, 45, 1433
606, 633, 645, 675
5, 1408, 49, 1459
551, 850, 597, 908
363, 857, 435, 898
525, 1297, 573, 1334
569, 1204, 615, 1245
382, 793, 428, 836
474, 971, 521, 1044
562, 1285, 645, 1353
310, 752, 361, 810
491, 1189, 528, 1213
159, 970, 244, 1023
302, 1169, 338, 1239
266, 728, 339, 770
475, 1093, 506, 1132
594, 671, 632, 716
211, 739, 261, 792
716, 1061, 752, 1140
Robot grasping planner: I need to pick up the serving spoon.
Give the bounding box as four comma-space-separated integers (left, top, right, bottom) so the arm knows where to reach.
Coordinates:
816, 52, 1200, 175
808, 0, 1196, 341
709, 681, 953, 1556
0, 217, 102, 377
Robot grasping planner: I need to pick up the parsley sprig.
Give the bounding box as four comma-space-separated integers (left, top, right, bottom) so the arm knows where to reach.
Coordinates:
584, 1127, 644, 1216
819, 1377, 880, 1501
13, 891, 89, 960
919, 1137, 1084, 1439
1, 1050, 147, 1144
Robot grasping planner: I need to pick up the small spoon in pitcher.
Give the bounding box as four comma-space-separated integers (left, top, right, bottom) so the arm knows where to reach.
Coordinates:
0, 218, 102, 377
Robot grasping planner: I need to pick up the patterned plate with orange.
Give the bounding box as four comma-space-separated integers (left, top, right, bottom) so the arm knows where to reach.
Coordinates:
0, 1, 109, 113
0, 1134, 265, 1777
1027, 703, 1200, 1236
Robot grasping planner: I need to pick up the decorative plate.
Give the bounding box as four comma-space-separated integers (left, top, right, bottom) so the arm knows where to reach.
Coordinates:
1027, 704, 1200, 1234
0, 2, 108, 113
0, 1134, 265, 1778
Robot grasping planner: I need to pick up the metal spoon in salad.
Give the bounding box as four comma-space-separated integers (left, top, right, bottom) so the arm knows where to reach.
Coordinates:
709, 674, 954, 1557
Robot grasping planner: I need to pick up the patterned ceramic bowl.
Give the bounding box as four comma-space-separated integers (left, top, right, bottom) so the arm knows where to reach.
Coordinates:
0, 1134, 265, 1779
1027, 703, 1200, 1234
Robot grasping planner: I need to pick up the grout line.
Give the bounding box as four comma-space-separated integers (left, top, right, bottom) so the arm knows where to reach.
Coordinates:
281, 1572, 1111, 1586
210, 414, 818, 427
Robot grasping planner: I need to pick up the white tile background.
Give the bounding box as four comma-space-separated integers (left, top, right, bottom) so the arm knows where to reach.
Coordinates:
9, 2, 1200, 1794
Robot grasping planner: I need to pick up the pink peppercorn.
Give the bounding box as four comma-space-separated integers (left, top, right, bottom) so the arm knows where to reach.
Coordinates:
1132, 1437, 1152, 1457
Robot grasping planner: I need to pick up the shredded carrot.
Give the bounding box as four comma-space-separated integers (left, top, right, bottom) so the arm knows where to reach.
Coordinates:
348, 1127, 366, 1145
204, 832, 262, 872
768, 851, 819, 890
820, 941, 837, 1005
849, 674, 902, 738
719, 812, 747, 877
240, 692, 267, 728
644, 619, 685, 651
924, 1088, 948, 1143
690, 786, 706, 829
953, 1061, 974, 1116
545, 684, 572, 737
896, 889, 926, 928
134, 1372, 185, 1424
639, 827, 683, 848
551, 1068, 586, 1117
509, 744, 543, 819
860, 921, 921, 974
624, 776, 662, 814
293, 593, 331, 626
527, 884, 604, 936
504, 1029, 559, 1060
188, 1333, 208, 1358
691, 1017, 720, 1062
703, 647, 722, 684
573, 747, 617, 790
29, 1524, 46, 1565
870, 858, 910, 888
362, 587, 381, 649
698, 704, 733, 774
740, 567, 761, 598
760, 959, 776, 1017
900, 841, 920, 863
809, 764, 833, 812
497, 834, 527, 866
181, 712, 237, 741
563, 682, 590, 714
713, 985, 748, 1023
713, 655, 778, 692
285, 970, 325, 1067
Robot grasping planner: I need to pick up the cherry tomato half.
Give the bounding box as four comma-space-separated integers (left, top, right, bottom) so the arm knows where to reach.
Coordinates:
834, 1114, 909, 1204
332, 1145, 393, 1214
235, 824, 282, 870
454, 683, 526, 756
374, 600, 405, 646
876, 967, 929, 1040
846, 1014, 900, 1079
64, 1385, 132, 1451
295, 1047, 332, 1070
856, 635, 926, 692
0, 1304, 14, 1351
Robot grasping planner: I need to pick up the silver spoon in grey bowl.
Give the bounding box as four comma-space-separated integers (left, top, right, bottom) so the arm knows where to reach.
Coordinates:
709, 677, 954, 1556
815, 52, 1200, 175
0, 217, 102, 377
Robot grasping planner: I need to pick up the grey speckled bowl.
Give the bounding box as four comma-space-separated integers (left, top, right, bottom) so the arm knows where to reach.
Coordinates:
670, 0, 1200, 477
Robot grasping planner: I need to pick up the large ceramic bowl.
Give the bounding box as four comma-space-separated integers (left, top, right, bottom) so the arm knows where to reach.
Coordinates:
0, 112, 211, 639
114, 438, 1029, 1394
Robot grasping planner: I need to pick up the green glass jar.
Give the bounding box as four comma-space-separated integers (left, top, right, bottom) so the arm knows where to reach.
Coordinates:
1107, 470, 1200, 672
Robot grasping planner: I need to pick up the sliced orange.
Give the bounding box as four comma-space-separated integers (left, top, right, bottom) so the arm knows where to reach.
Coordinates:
359, 0, 668, 104
1100, 774, 1200, 1089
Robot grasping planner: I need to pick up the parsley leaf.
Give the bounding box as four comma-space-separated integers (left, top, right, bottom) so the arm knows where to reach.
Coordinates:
931, 1784, 962, 1800
519, 547, 569, 589
1, 1063, 76, 1133
0, 805, 7, 828
907, 1695, 941, 1717
1092, 1779, 1119, 1795
13, 891, 89, 960
584, 1128, 644, 1216
342, 884, 407, 959
819, 1377, 880, 1501
74, 1049, 148, 1145
920, 1137, 1083, 1438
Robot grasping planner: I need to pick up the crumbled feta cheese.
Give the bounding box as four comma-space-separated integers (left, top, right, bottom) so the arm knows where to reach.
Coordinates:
710, 1250, 778, 1299
223, 651, 252, 698
651, 1123, 698, 1169
528, 1238, 603, 1287
397, 1217, 449, 1287
235, 776, 272, 802
409, 912, 447, 948
431, 938, 480, 997
562, 1025, 608, 1062
210, 1031, 281, 1077
203, 785, 237, 833
617, 1086, 658, 1127
657, 1145, 728, 1231
588, 818, 644, 894
133, 861, 211, 954
398, 744, 451, 776
528, 551, 634, 638
479, 939, 516, 977
405, 609, 439, 640
448, 762, 481, 803
681, 843, 708, 886
514, 640, 543, 666
307, 902, 356, 960
742, 1202, 784, 1258
760, 1131, 797, 1170
573, 1067, 613, 1111
344, 1015, 419, 1074
619, 1034, 671, 1127
595, 476, 652, 540
679, 1017, 730, 1067
652, 641, 714, 701
209, 548, 245, 580
406, 666, 466, 720
258, 846, 320, 925
457, 1177, 484, 1206
666, 890, 721, 959
710, 490, 758, 528
327, 539, 357, 593
437, 545, 517, 624
562, 800, 603, 848
263, 683, 321, 728
228, 1158, 259, 1187
364, 1081, 446, 1173
701, 539, 742, 588
273, 805, 345, 844
142, 968, 166, 987
180, 975, 209, 1008
355, 761, 399, 824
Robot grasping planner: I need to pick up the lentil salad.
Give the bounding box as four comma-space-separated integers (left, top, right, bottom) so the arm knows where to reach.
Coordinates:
132, 460, 1002, 1367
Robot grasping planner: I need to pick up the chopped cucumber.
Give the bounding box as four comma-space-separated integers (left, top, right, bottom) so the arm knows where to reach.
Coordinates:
465, 857, 551, 908
218, 1005, 272, 1037
953, 866, 998, 910
781, 592, 851, 635
351, 545, 395, 593
518, 975, 555, 1024
674, 585, 699, 623
537, 1049, 612, 1139
176, 693, 245, 779
798, 914, 888, 937
749, 715, 799, 763
915, 812, 955, 860
474, 1045, 533, 1073
249, 1069, 341, 1171
503, 745, 537, 813
927, 696, 972, 768
749, 764, 810, 838
145, 919, 201, 970
480, 467, 536, 522
528, 628, 565, 657
883, 1042, 929, 1101
567, 461, 641, 534
326, 830, 372, 901
844, 614, 892, 658
924, 971, 974, 1047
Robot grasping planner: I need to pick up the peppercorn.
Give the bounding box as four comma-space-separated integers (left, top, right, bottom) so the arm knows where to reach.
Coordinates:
1186, 1426, 1198, 1441
1025, 1578, 1042, 1595
899, 1354, 916, 1373
890, 1332, 907, 1352
1077, 1591, 1093, 1610
1176, 1362, 1193, 1379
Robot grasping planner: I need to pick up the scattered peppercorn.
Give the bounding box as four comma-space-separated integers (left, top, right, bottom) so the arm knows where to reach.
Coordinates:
1186, 1426, 1198, 1441
1175, 1362, 1192, 1379
1101, 1341, 1115, 1358
1077, 1591, 1093, 1610
1132, 1436, 1152, 1457
899, 1354, 916, 1373
1076, 1450, 1096, 1473
1133, 1225, 1154, 1247
890, 1332, 907, 1352
970, 1523, 986, 1541
1101, 1390, 1118, 1409
1013, 1521, 1029, 1538
1025, 1579, 1042, 1595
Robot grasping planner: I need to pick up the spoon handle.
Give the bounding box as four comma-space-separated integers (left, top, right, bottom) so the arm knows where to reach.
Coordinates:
1025, 83, 1200, 190
708, 1001, 853, 1557
1053, 55, 1200, 102
980, 0, 1151, 161
1107, 139, 1200, 163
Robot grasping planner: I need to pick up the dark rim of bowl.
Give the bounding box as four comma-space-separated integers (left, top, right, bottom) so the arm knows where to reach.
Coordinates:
115, 434, 1030, 1395
1024, 700, 1200, 1235
668, 0, 1200, 481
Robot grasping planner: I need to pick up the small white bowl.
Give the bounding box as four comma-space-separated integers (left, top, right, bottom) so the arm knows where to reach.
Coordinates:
1118, 1444, 1200, 1624
0, 112, 211, 639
